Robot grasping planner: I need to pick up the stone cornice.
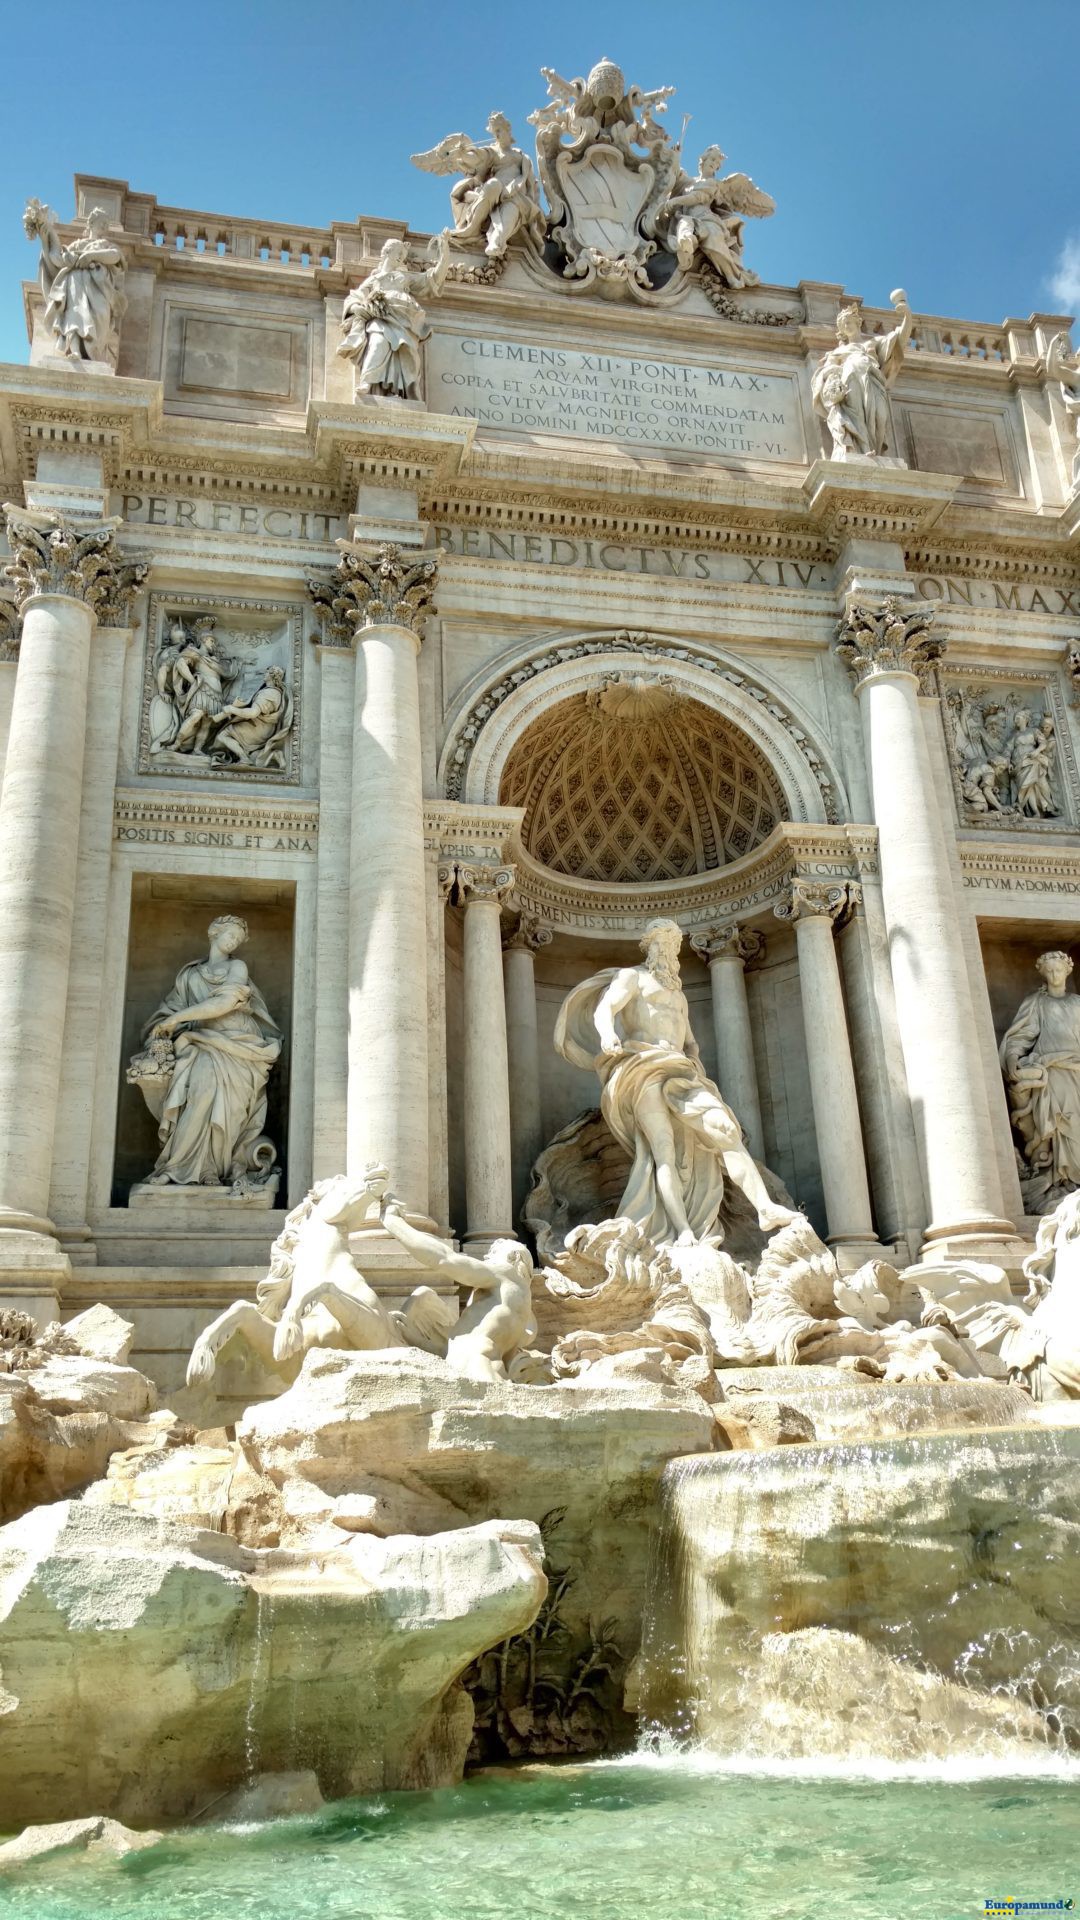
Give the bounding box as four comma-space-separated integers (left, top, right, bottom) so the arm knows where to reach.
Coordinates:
506, 822, 877, 936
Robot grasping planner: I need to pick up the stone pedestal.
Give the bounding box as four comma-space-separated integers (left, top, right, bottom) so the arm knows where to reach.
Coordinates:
503, 917, 552, 1225
776, 882, 883, 1265
690, 924, 765, 1161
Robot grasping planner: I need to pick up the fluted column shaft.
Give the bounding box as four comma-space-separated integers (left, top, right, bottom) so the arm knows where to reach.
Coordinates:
348, 621, 429, 1203
460, 864, 515, 1245
503, 917, 552, 1221
0, 509, 144, 1256
691, 924, 764, 1160
777, 882, 877, 1252
838, 596, 1013, 1244
310, 543, 438, 1215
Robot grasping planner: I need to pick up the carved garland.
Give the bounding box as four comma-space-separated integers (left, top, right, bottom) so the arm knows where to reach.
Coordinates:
442, 629, 840, 824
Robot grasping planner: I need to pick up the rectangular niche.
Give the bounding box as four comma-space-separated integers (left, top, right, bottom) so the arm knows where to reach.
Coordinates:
138, 590, 302, 784
113, 874, 295, 1206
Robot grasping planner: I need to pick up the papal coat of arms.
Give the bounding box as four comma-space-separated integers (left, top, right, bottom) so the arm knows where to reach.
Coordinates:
412, 56, 774, 302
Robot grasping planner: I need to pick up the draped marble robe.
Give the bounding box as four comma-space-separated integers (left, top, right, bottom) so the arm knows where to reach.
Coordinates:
142, 960, 281, 1186
553, 967, 743, 1245
1000, 984, 1080, 1191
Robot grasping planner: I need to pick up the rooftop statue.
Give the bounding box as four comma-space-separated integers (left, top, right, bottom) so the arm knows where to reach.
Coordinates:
23, 199, 126, 369
553, 918, 796, 1246
1046, 332, 1080, 493
411, 114, 545, 260
657, 145, 775, 289
338, 233, 450, 400
811, 291, 912, 461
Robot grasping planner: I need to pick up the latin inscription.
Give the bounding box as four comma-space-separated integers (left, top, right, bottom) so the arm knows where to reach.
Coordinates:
427, 333, 805, 460
116, 494, 346, 543
436, 525, 1079, 611
115, 825, 315, 852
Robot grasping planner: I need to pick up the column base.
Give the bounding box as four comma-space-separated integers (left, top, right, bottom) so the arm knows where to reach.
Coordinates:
461, 1229, 519, 1256
826, 1235, 894, 1273
348, 1220, 457, 1292
917, 1221, 1032, 1272
0, 1219, 71, 1322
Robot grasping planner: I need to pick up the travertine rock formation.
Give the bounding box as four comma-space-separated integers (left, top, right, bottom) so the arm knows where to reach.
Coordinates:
0, 1500, 545, 1826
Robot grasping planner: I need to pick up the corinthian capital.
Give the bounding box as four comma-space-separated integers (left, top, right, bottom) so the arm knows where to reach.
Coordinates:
835, 594, 944, 687
774, 879, 861, 927
2, 506, 148, 625
690, 923, 764, 966
0, 595, 18, 662
503, 914, 553, 954
308, 540, 438, 646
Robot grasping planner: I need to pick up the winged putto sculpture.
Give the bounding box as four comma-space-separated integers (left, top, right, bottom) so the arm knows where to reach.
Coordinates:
657, 145, 775, 289
408, 56, 775, 302
411, 115, 545, 260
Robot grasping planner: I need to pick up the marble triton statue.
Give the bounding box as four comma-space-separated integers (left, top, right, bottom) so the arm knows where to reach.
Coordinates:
553, 918, 795, 1246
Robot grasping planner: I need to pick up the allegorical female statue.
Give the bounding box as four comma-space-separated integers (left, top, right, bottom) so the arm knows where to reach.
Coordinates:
338, 233, 450, 400
127, 915, 281, 1195
554, 918, 794, 1246
1000, 950, 1080, 1207
811, 291, 912, 461
23, 200, 126, 368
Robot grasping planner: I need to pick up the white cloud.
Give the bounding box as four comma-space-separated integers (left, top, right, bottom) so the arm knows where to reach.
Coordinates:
1050, 235, 1080, 311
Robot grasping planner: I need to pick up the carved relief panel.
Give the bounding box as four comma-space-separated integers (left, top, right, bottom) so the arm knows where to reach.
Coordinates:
941, 669, 1078, 830
139, 591, 302, 783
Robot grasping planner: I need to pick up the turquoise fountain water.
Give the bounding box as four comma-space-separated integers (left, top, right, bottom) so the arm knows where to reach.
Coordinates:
5, 1417, 1079, 1918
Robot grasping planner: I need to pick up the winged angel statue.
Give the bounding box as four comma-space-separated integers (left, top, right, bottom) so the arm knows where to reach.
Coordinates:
411, 115, 546, 260
410, 57, 774, 297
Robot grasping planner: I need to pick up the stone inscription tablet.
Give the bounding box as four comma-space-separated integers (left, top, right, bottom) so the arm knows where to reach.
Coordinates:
428, 332, 806, 460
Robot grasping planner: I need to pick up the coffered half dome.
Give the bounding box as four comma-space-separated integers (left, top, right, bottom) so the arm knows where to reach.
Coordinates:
499, 674, 785, 884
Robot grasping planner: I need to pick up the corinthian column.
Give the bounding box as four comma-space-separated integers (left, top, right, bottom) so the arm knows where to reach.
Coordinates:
309, 542, 436, 1215
836, 596, 1015, 1251
775, 880, 881, 1263
690, 923, 765, 1160
503, 915, 552, 1222
0, 508, 145, 1284
457, 862, 516, 1247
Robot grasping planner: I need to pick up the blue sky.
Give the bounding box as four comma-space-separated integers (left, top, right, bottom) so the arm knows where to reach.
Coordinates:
1, 0, 1078, 365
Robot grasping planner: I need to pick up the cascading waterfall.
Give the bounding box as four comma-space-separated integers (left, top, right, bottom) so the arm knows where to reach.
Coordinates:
639, 1421, 1080, 1767
243, 1585, 272, 1779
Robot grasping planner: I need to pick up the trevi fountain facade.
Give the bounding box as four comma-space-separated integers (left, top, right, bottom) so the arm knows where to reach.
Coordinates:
0, 54, 1078, 1917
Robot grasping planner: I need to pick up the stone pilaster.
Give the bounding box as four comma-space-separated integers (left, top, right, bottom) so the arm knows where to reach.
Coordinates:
503, 915, 553, 1224
456, 862, 516, 1247
690, 923, 765, 1161
836, 594, 1017, 1253
0, 507, 146, 1298
309, 542, 437, 1215
775, 879, 881, 1263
